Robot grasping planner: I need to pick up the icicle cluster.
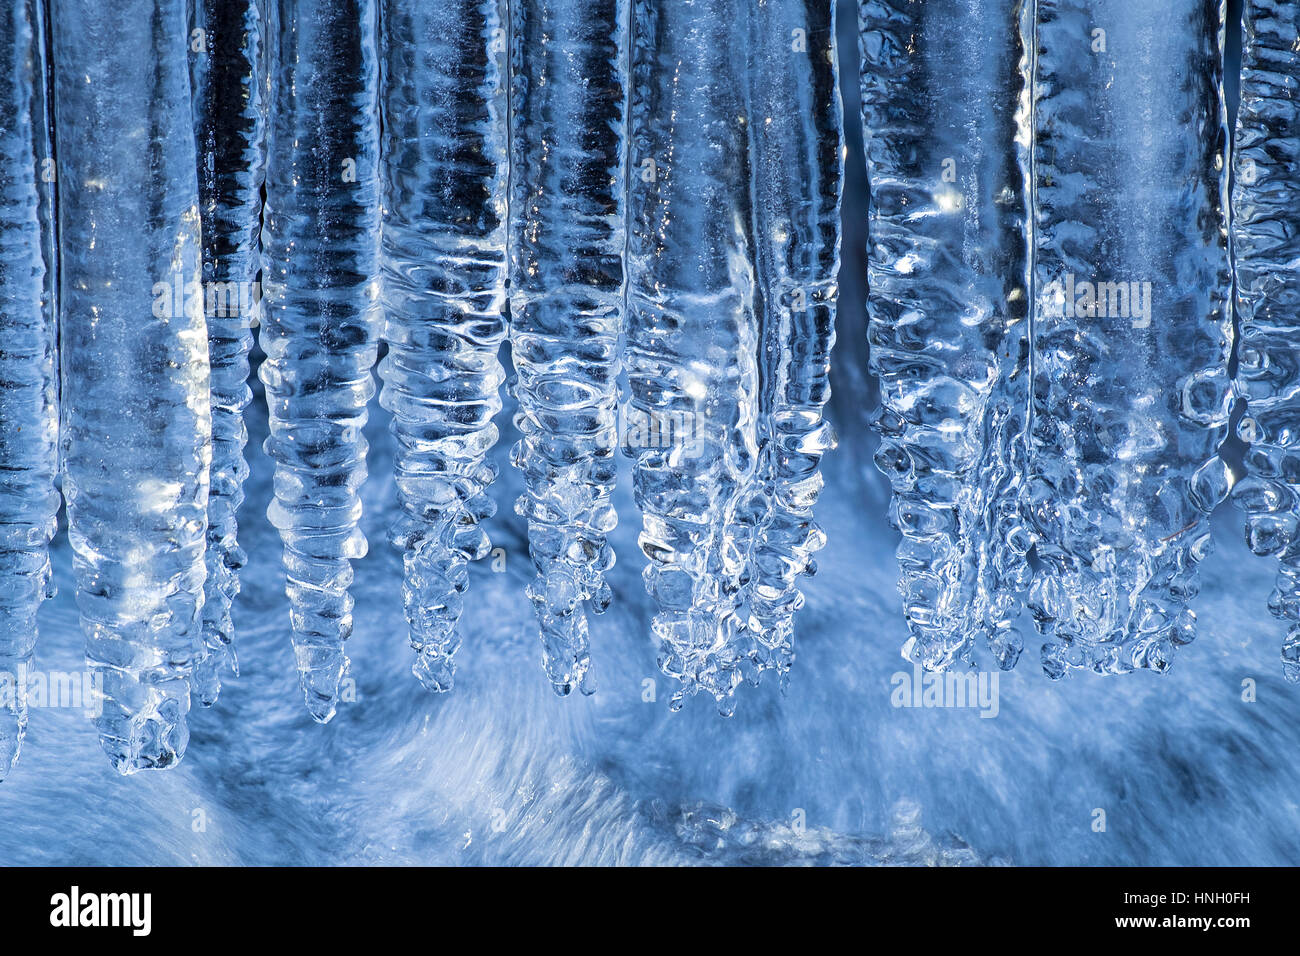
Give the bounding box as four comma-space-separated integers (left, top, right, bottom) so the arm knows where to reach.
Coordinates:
626, 0, 843, 713
14, 0, 1299, 775
0, 0, 845, 776
860, 0, 1274, 681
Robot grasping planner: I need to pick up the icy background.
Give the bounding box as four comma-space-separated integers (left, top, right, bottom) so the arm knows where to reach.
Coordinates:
3, 0, 1298, 866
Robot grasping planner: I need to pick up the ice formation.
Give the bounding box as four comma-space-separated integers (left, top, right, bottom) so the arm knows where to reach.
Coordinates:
0, 0, 1294, 776
378, 0, 509, 694
861, 0, 1237, 679
187, 0, 267, 705
1230, 0, 1300, 681
0, 0, 58, 777
53, 0, 212, 771
508, 0, 627, 697
1024, 0, 1233, 679
858, 0, 1033, 673
260, 0, 382, 722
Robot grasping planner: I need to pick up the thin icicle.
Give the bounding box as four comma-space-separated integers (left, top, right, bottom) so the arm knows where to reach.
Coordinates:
0, 0, 59, 778
186, 0, 267, 706
378, 0, 508, 692
743, 0, 842, 685
627, 0, 760, 714
261, 0, 381, 721
53, 0, 211, 772
507, 0, 629, 696
1025, 0, 1233, 677
1229, 0, 1300, 681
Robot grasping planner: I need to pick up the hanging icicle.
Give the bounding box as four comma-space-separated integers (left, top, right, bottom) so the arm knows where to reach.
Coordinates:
627, 0, 761, 713
742, 0, 843, 685
1024, 0, 1234, 677
261, 0, 381, 720
53, 0, 212, 771
0, 0, 59, 778
186, 0, 267, 706
858, 0, 1033, 672
378, 0, 508, 693
507, 0, 629, 696
1229, 0, 1300, 682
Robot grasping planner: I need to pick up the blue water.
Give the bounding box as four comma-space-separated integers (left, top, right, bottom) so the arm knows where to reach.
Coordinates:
4, 0, 1297, 866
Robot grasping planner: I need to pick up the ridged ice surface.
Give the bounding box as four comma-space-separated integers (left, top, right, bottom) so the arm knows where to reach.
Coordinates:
52, 0, 211, 773
0, 0, 58, 779
187, 0, 267, 706
378, 0, 508, 693
627, 0, 760, 713
743, 0, 842, 686
858, 0, 1033, 672
742, 0, 842, 686
1025, 0, 1234, 677
260, 0, 381, 721
507, 0, 628, 696
1229, 0, 1300, 681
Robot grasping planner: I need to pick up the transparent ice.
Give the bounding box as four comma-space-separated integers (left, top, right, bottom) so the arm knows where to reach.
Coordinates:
260, 0, 381, 722
378, 0, 508, 693
626, 0, 761, 713
0, 0, 58, 778
507, 0, 628, 698
0, 0, 1297, 873
858, 0, 1033, 674
744, 0, 842, 687
52, 0, 212, 772
1229, 0, 1300, 681
1025, 0, 1233, 678
186, 0, 267, 706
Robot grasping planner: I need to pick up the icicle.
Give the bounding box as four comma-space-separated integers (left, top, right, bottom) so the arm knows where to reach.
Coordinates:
378, 0, 508, 692
506, 0, 629, 696
857, 0, 1034, 671
186, 0, 267, 706
0, 0, 59, 778
627, 0, 760, 714
742, 0, 842, 686
52, 0, 211, 772
261, 0, 381, 721
1229, 0, 1300, 681
1025, 0, 1233, 677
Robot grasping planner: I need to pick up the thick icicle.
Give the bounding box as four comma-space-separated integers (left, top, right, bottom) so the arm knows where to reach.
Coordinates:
52, 0, 211, 772
858, 0, 1033, 671
261, 0, 381, 720
740, 0, 842, 685
1230, 0, 1300, 681
507, 0, 628, 696
186, 0, 267, 706
1025, 0, 1233, 677
627, 0, 760, 713
0, 0, 58, 778
378, 0, 508, 692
